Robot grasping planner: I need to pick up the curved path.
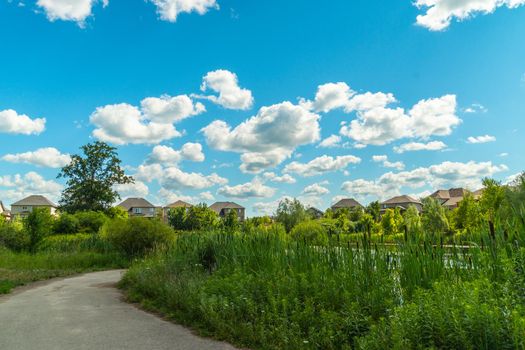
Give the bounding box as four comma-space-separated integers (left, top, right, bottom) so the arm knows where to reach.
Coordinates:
0, 270, 237, 350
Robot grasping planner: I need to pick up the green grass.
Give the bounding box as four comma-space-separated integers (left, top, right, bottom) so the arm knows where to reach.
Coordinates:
0, 248, 128, 294
121, 231, 525, 350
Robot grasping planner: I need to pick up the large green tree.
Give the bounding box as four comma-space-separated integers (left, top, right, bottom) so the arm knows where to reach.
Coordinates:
58, 142, 133, 213
275, 198, 308, 232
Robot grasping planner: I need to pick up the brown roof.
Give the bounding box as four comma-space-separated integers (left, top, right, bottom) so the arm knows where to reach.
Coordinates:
449, 188, 469, 198
12, 195, 57, 207
331, 198, 363, 209
164, 200, 193, 209
209, 202, 244, 213
382, 195, 421, 205
443, 197, 464, 208
430, 190, 451, 200
118, 198, 156, 210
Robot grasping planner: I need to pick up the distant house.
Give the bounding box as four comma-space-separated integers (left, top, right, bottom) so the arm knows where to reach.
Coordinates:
117, 198, 157, 218
11, 195, 58, 219
429, 188, 471, 209
209, 202, 245, 221
306, 207, 324, 219
0, 201, 11, 221
163, 200, 193, 222
331, 198, 363, 212
381, 195, 422, 213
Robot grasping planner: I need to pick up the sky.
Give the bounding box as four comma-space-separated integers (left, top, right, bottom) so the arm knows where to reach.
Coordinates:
0, 0, 524, 216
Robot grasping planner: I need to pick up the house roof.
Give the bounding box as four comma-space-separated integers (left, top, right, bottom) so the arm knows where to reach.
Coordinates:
164, 200, 193, 209
430, 190, 451, 200
209, 202, 244, 213
0, 201, 5, 213
307, 207, 324, 214
382, 195, 421, 205
117, 198, 156, 210
331, 198, 362, 209
473, 188, 484, 199
443, 197, 464, 208
12, 195, 57, 207
430, 188, 469, 200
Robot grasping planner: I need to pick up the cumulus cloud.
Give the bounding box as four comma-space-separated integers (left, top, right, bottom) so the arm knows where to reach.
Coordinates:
394, 141, 447, 153
284, 155, 361, 177
202, 101, 320, 173
341, 160, 508, 200
0, 172, 63, 205
263, 172, 296, 184
467, 135, 497, 144
149, 0, 219, 22
146, 142, 205, 165
318, 135, 342, 148
2, 147, 71, 168
414, 0, 525, 31
302, 183, 330, 196
307, 82, 355, 113
160, 167, 227, 190
196, 69, 253, 110
90, 95, 204, 145
372, 155, 405, 170
0, 109, 46, 135
36, 0, 108, 25
218, 179, 276, 199
253, 195, 322, 215
114, 180, 149, 199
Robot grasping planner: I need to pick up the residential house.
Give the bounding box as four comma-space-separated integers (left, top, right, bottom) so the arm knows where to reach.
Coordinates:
381, 195, 422, 213
209, 202, 245, 221
117, 198, 157, 218
163, 200, 193, 222
429, 188, 470, 210
331, 198, 363, 212
11, 195, 58, 219
306, 207, 324, 219
0, 200, 11, 221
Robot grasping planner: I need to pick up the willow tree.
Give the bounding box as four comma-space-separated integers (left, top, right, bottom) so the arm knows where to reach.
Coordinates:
58, 142, 133, 213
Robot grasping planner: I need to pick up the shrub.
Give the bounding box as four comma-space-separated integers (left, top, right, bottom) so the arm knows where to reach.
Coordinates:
37, 233, 113, 253
24, 207, 55, 251
102, 217, 175, 257
0, 223, 30, 251
53, 213, 80, 234
75, 211, 108, 234
290, 220, 328, 245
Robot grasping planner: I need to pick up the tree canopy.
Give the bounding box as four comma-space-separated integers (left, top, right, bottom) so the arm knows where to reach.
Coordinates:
58, 142, 133, 213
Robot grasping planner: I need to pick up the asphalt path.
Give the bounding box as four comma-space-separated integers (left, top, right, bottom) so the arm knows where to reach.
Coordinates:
0, 270, 238, 350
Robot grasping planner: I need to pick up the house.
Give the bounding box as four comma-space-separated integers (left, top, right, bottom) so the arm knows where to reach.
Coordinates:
163, 200, 193, 222
331, 198, 363, 212
117, 198, 157, 218
381, 195, 422, 213
306, 207, 324, 219
429, 188, 470, 209
0, 201, 11, 221
11, 195, 58, 219
209, 202, 245, 221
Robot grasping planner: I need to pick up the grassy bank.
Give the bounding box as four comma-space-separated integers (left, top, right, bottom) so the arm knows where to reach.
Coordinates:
0, 248, 128, 294
121, 231, 525, 349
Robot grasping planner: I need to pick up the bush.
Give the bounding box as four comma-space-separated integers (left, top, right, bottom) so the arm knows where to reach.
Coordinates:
24, 208, 55, 251
290, 220, 328, 245
53, 213, 80, 234
102, 217, 175, 257
0, 223, 30, 251
37, 233, 113, 253
75, 211, 108, 234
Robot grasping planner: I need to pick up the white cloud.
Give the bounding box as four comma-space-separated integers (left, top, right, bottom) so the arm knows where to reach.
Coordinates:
149, 0, 218, 22
262, 172, 297, 184
90, 95, 204, 145
2, 147, 71, 168
302, 183, 330, 196
340, 94, 460, 146
0, 109, 46, 135
161, 167, 227, 190
318, 134, 342, 148
199, 191, 215, 201
394, 141, 447, 153
202, 101, 320, 173
345, 92, 397, 113
284, 154, 361, 177
414, 0, 525, 31
115, 180, 149, 199
0, 172, 63, 206
372, 155, 405, 170
197, 69, 253, 110
146, 142, 205, 165
467, 135, 497, 144
341, 160, 507, 200
463, 103, 488, 114
218, 179, 276, 199
253, 195, 322, 215
36, 0, 108, 25
308, 82, 355, 113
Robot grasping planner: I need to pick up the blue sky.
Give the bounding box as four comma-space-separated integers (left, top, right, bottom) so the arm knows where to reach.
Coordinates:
0, 0, 524, 216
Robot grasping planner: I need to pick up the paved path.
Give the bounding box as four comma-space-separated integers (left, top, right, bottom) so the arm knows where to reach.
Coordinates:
0, 270, 238, 350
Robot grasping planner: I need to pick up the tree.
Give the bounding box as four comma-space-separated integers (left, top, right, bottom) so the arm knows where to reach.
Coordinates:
479, 178, 506, 237
403, 205, 422, 236
185, 204, 219, 231
58, 142, 133, 213
53, 213, 80, 234
168, 207, 188, 230
381, 209, 403, 236
275, 198, 308, 232
366, 201, 381, 222
421, 197, 450, 239
222, 209, 240, 232
24, 208, 54, 251
454, 193, 482, 234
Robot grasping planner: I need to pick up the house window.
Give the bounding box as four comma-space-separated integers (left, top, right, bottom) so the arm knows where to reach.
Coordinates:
134, 208, 142, 214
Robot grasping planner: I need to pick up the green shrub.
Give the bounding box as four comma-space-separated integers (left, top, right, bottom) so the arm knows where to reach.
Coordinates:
102, 217, 175, 257
37, 233, 113, 253
75, 211, 108, 234
0, 223, 30, 251
53, 213, 80, 234
24, 207, 55, 251
290, 220, 328, 245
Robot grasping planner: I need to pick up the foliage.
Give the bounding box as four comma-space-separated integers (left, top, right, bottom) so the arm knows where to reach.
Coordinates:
402, 205, 421, 237
366, 201, 381, 222
221, 209, 240, 232
102, 217, 175, 257
454, 192, 483, 234
421, 197, 450, 239
381, 208, 403, 236
168, 207, 188, 230
290, 220, 329, 245
37, 234, 114, 253
185, 204, 219, 231
58, 141, 133, 213
24, 207, 55, 251
53, 213, 80, 234
275, 198, 309, 232
74, 211, 108, 234
0, 222, 30, 252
